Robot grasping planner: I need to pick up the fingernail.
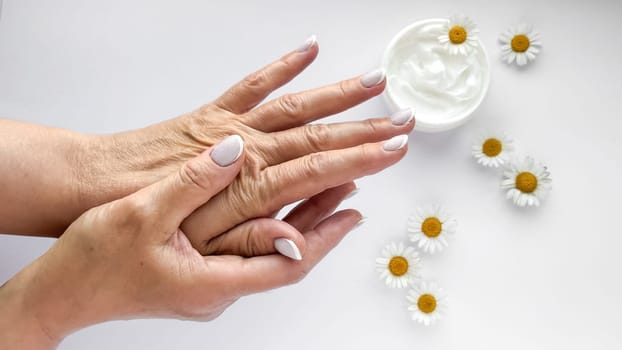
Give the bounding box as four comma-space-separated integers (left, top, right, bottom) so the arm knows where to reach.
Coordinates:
360, 68, 386, 88
296, 35, 317, 53
383, 135, 408, 151
352, 217, 367, 231
211, 135, 244, 167
274, 238, 302, 260
391, 108, 414, 126
345, 187, 359, 200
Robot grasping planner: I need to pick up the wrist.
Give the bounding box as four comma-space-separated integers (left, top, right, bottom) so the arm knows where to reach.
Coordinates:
0, 248, 133, 348
0, 120, 96, 237
75, 120, 204, 210
0, 274, 62, 350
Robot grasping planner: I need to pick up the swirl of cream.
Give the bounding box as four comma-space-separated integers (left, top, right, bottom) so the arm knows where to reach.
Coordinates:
387, 22, 487, 120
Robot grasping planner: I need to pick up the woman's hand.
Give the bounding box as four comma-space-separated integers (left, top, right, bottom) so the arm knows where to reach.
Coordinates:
0, 136, 363, 349
77, 37, 413, 253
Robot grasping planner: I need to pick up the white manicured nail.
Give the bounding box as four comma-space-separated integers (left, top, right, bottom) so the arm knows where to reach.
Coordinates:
296, 35, 317, 52
211, 135, 244, 167
345, 188, 359, 200
352, 217, 367, 231
391, 108, 414, 126
383, 135, 408, 151
274, 238, 302, 260
360, 68, 386, 88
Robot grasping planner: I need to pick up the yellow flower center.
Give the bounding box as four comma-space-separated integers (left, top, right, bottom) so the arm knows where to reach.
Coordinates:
511, 34, 530, 53
388, 256, 409, 276
482, 138, 503, 157
515, 172, 538, 193
449, 25, 467, 44
421, 217, 442, 238
417, 294, 437, 314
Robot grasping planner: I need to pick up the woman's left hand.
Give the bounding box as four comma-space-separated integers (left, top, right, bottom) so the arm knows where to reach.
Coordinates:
76, 39, 412, 254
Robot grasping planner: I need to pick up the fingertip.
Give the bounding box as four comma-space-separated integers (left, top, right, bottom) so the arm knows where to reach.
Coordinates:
348, 70, 386, 100
287, 35, 319, 65
274, 238, 303, 260
382, 134, 409, 152
341, 208, 364, 225
210, 134, 245, 167
306, 36, 320, 59
344, 180, 357, 191
328, 181, 357, 199
295, 34, 317, 53
360, 68, 387, 90
315, 208, 363, 233
272, 220, 307, 260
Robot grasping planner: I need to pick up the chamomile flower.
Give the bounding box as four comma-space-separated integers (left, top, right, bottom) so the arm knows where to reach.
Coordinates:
501, 156, 552, 207
472, 133, 515, 168
408, 205, 457, 254
407, 281, 448, 326
438, 14, 480, 55
375, 242, 420, 288
499, 23, 542, 66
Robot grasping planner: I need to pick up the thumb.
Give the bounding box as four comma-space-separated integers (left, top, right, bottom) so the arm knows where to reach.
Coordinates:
131, 134, 244, 229
203, 218, 306, 260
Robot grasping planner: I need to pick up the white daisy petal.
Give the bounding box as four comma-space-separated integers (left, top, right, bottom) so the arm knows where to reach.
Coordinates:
407, 281, 447, 326
499, 32, 512, 42
375, 242, 421, 288
472, 132, 515, 168
500, 23, 541, 66
502, 157, 552, 207
408, 205, 457, 254
440, 236, 448, 247
438, 15, 480, 56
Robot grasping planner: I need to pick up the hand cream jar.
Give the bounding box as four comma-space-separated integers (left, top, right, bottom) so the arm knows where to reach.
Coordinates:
382, 19, 490, 133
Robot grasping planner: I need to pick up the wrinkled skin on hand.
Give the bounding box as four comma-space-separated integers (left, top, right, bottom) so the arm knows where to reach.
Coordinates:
0, 141, 363, 349
79, 40, 413, 255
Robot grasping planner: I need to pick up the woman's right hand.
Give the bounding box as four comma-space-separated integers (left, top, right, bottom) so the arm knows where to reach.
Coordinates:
0, 136, 364, 350
76, 36, 414, 255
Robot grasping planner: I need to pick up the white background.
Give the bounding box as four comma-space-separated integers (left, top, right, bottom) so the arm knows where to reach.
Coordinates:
1, 0, 622, 349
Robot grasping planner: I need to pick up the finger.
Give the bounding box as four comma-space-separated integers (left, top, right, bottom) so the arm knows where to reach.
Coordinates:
261, 135, 408, 214
211, 209, 362, 296
266, 109, 414, 165
127, 135, 244, 231
213, 35, 319, 114
242, 68, 386, 132
183, 135, 407, 248
203, 218, 306, 260
283, 182, 357, 232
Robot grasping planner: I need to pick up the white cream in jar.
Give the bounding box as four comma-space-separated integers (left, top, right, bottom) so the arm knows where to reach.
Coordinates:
383, 19, 490, 132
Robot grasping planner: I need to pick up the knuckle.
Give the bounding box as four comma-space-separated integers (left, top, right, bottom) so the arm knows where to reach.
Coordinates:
277, 55, 293, 70
243, 70, 268, 89
243, 223, 261, 257
337, 80, 350, 99
254, 179, 278, 216
179, 159, 212, 191
359, 143, 377, 173
364, 118, 381, 135
278, 93, 305, 117
301, 152, 325, 178
223, 182, 271, 223
302, 124, 331, 151
113, 198, 151, 230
